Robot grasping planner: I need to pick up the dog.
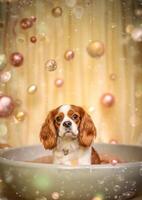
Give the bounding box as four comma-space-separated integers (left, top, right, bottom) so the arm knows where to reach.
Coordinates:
40, 104, 100, 165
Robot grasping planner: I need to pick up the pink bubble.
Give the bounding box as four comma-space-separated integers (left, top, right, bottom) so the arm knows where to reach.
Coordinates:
0, 95, 15, 117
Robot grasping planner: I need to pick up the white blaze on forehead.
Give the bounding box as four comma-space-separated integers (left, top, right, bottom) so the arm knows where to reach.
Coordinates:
59, 104, 71, 115
58, 104, 78, 137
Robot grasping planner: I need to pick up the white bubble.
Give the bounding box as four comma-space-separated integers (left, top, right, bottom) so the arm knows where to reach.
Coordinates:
97, 180, 104, 185
0, 71, 12, 83
122, 191, 136, 199
113, 185, 121, 192
35, 190, 40, 195
73, 6, 84, 19
51, 192, 60, 200
105, 187, 109, 192
131, 27, 142, 42
88, 106, 96, 113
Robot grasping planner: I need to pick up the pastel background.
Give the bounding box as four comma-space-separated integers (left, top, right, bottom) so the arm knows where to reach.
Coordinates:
0, 0, 142, 147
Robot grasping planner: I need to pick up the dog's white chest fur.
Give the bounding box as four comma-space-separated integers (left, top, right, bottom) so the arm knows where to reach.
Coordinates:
53, 137, 91, 165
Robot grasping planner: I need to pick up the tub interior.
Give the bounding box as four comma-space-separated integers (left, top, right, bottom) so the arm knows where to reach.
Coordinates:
1, 143, 142, 163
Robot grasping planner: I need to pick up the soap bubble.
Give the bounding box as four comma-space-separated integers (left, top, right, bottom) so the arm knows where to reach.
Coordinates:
0, 71, 12, 83
0, 54, 7, 70
113, 184, 121, 192
73, 6, 84, 19
131, 27, 142, 42
51, 192, 60, 200
27, 84, 37, 94
122, 191, 136, 199
45, 59, 57, 71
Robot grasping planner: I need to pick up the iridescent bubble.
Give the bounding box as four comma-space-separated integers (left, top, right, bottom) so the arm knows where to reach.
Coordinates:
55, 78, 64, 87
45, 59, 57, 71
30, 36, 37, 43
87, 41, 105, 58
109, 139, 118, 144
125, 24, 134, 34
0, 95, 15, 117
52, 7, 62, 17
14, 111, 26, 122
131, 27, 142, 42
51, 192, 60, 200
111, 159, 118, 166
73, 6, 84, 19
64, 50, 75, 61
109, 73, 117, 80
10, 52, 24, 67
134, 8, 142, 17
113, 184, 121, 192
20, 18, 33, 29
27, 84, 37, 94
114, 195, 118, 199
100, 93, 115, 107
0, 54, 7, 70
111, 24, 117, 29
122, 191, 136, 199
0, 71, 12, 83
88, 106, 95, 113
30, 16, 37, 22
65, 0, 77, 8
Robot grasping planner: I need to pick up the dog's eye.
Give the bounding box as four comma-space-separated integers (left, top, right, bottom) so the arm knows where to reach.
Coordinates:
72, 114, 79, 120
55, 116, 63, 123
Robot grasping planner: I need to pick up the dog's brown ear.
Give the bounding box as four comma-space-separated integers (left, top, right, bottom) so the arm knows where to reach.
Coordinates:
40, 109, 57, 149
78, 108, 96, 147
91, 147, 101, 164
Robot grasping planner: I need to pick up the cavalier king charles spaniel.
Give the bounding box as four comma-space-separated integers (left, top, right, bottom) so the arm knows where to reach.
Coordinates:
40, 104, 100, 165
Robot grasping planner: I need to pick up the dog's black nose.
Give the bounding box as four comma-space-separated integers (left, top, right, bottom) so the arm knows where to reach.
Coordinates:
63, 121, 72, 128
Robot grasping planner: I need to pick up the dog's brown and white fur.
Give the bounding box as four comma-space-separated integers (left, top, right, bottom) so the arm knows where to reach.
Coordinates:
40, 104, 100, 165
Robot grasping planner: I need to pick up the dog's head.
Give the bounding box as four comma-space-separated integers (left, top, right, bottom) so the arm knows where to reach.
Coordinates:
40, 104, 96, 149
